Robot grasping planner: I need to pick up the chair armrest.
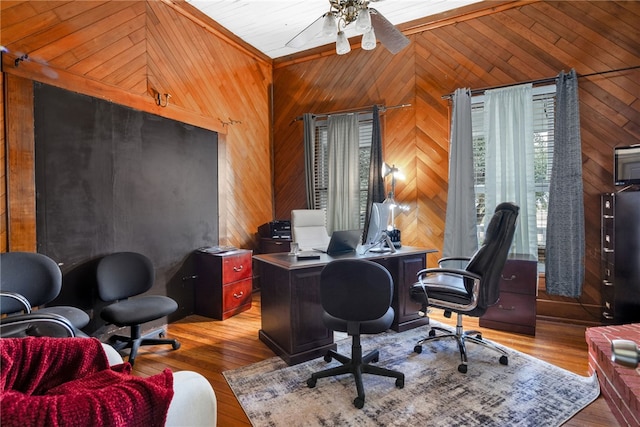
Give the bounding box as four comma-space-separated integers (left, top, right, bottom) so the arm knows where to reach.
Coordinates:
166, 371, 217, 427
0, 312, 75, 338
0, 291, 32, 314
416, 267, 481, 283
414, 268, 482, 313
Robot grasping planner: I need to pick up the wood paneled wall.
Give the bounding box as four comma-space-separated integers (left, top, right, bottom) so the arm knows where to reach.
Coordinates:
1, 0, 273, 253
272, 1, 640, 323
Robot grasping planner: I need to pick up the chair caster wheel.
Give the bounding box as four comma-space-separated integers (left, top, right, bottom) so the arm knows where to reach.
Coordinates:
414, 345, 422, 354
159, 331, 166, 338
353, 397, 365, 409
372, 356, 379, 363
499, 355, 508, 365
324, 354, 332, 363
428, 329, 436, 337
458, 364, 468, 373
307, 378, 317, 388
172, 341, 181, 350
395, 377, 404, 388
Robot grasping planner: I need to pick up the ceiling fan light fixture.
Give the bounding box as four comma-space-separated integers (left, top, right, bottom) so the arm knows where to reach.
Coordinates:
361, 27, 376, 50
355, 8, 371, 32
336, 31, 351, 55
322, 12, 337, 37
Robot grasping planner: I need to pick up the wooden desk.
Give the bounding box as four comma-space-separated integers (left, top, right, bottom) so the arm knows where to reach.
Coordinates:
254, 247, 436, 365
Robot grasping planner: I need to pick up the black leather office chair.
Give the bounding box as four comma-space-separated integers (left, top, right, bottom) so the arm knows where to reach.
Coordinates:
307, 259, 404, 409
96, 252, 180, 366
409, 202, 519, 373
0, 252, 90, 332
0, 311, 76, 338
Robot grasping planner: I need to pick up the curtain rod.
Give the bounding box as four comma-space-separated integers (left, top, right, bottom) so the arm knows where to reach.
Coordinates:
292, 103, 412, 123
441, 65, 640, 100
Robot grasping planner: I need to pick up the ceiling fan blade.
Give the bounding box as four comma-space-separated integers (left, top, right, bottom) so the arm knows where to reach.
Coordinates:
369, 8, 410, 54
286, 14, 326, 48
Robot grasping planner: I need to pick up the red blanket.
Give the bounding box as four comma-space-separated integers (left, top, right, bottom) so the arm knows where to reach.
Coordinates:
1, 337, 173, 427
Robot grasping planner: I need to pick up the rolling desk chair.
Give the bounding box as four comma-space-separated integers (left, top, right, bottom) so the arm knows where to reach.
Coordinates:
96, 252, 180, 366
307, 259, 404, 409
409, 202, 519, 373
291, 209, 330, 251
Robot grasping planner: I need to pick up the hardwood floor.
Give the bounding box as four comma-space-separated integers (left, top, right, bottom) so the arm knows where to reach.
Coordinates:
132, 292, 619, 426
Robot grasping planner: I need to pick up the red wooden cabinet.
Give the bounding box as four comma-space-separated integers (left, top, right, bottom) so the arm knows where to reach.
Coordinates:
194, 249, 253, 320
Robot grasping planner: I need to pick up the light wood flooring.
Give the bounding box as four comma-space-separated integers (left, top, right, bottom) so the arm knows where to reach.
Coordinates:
132, 292, 619, 426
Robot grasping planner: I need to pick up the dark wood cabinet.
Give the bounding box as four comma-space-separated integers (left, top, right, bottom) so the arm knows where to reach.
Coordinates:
601, 192, 640, 324
479, 254, 537, 336
194, 249, 253, 320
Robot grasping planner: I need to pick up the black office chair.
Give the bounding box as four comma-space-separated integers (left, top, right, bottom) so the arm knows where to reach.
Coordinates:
307, 259, 405, 409
0, 251, 90, 332
96, 252, 180, 366
410, 202, 519, 373
0, 310, 76, 338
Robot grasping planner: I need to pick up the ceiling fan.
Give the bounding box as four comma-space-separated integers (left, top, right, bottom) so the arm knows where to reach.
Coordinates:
286, 0, 410, 55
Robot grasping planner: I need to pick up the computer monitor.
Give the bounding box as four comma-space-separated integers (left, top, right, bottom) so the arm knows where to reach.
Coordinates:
364, 202, 391, 246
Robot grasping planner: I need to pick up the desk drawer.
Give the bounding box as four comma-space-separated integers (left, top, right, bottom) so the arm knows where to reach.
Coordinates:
499, 259, 537, 295
222, 278, 252, 317
483, 292, 536, 326
222, 252, 252, 283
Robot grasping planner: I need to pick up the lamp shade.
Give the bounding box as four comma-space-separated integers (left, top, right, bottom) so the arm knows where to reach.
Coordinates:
362, 27, 376, 50
322, 13, 337, 37
355, 8, 372, 32
336, 31, 351, 55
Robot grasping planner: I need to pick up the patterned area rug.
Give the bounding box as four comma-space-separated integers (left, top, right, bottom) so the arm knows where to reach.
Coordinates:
223, 323, 599, 427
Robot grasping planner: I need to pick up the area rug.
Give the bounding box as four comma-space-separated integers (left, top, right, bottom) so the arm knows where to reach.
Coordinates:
223, 323, 599, 426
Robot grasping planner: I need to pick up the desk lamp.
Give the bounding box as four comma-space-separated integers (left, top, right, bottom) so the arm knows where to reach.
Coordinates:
382, 163, 403, 248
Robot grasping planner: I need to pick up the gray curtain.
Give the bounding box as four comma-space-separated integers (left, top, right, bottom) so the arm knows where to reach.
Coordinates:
545, 69, 585, 297
303, 113, 316, 209
443, 88, 478, 258
326, 113, 360, 233
362, 105, 385, 243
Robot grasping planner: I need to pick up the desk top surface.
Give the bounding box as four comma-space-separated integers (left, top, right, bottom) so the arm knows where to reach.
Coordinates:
253, 246, 437, 270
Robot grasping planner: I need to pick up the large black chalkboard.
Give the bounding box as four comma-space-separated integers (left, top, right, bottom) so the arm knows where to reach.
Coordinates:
34, 83, 218, 333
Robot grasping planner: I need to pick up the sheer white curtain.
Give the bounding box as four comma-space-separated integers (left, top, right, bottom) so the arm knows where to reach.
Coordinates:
484, 84, 537, 256
443, 88, 478, 258
326, 113, 360, 233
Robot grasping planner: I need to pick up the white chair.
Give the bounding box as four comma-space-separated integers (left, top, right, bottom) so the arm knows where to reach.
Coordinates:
102, 344, 218, 426
291, 209, 331, 251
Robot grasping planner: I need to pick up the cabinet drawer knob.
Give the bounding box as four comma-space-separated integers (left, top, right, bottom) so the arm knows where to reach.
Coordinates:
233, 291, 244, 299
501, 274, 517, 281
498, 304, 516, 311
233, 265, 244, 272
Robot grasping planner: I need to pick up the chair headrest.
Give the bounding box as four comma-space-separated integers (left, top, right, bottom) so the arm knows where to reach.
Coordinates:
291, 210, 326, 227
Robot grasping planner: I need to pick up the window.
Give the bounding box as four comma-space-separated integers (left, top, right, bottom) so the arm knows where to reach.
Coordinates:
312, 114, 373, 227
471, 85, 556, 262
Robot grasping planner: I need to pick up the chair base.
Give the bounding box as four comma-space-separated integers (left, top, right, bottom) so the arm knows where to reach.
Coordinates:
109, 325, 180, 366
307, 334, 404, 409
414, 313, 508, 373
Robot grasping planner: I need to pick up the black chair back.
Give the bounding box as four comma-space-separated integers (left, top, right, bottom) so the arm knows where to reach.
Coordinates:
320, 259, 393, 323
465, 202, 520, 309
96, 252, 154, 302
0, 252, 62, 315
